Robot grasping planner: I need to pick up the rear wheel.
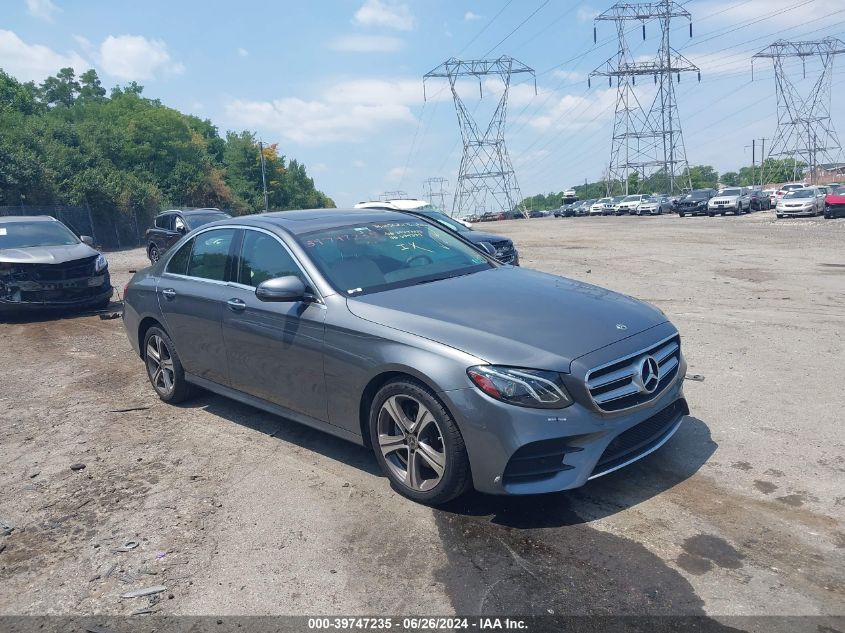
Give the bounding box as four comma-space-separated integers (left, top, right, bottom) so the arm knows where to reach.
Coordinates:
148, 244, 160, 264
777, 214, 784, 219
369, 379, 471, 504
143, 327, 193, 404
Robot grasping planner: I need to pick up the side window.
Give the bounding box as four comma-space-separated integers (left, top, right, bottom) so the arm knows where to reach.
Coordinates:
155, 214, 172, 230
187, 229, 235, 281
239, 231, 303, 288
166, 238, 193, 275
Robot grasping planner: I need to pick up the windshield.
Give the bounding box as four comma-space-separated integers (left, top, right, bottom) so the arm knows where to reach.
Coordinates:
0, 220, 80, 249
415, 209, 467, 233
782, 184, 804, 191
297, 219, 492, 296
640, 197, 656, 203
622, 195, 640, 202
611, 196, 625, 202
597, 198, 611, 204
784, 189, 815, 199
719, 189, 741, 196
185, 211, 230, 229
687, 191, 710, 200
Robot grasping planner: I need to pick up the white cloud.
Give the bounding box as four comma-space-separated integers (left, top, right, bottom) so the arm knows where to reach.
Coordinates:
577, 5, 600, 22
26, 0, 61, 21
353, 0, 415, 31
526, 88, 620, 133
329, 35, 404, 53
0, 30, 88, 82
99, 35, 184, 81
385, 166, 412, 183
696, 0, 843, 28
225, 78, 429, 146
237, 47, 248, 57
464, 11, 482, 22
551, 69, 583, 82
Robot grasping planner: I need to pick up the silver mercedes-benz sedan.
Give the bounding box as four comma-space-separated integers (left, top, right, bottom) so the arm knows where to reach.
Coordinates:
122, 209, 688, 504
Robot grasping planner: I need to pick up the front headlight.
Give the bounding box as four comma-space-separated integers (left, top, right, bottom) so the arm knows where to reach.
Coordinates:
467, 365, 573, 409
94, 254, 108, 272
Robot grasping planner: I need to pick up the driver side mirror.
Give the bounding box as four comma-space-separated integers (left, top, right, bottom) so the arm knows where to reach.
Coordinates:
255, 276, 310, 303
478, 242, 496, 256
80, 235, 94, 247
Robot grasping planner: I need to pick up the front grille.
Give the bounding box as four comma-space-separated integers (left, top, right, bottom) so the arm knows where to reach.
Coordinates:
585, 334, 682, 413
593, 399, 689, 474
503, 438, 583, 484
29, 256, 97, 281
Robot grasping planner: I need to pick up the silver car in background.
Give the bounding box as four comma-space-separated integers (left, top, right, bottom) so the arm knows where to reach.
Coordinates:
776, 187, 825, 218
122, 209, 689, 504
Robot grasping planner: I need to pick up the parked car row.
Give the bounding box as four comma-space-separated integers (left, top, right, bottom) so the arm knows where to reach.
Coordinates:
555, 194, 674, 217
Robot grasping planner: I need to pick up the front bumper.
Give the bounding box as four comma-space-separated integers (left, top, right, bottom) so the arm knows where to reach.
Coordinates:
0, 271, 113, 313
779, 207, 815, 216
441, 354, 688, 495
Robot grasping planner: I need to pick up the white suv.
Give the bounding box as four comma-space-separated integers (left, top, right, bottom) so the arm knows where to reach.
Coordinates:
616, 194, 647, 214
707, 187, 750, 215
590, 197, 612, 215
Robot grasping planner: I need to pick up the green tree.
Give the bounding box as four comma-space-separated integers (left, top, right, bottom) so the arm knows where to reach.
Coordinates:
78, 69, 106, 100
40, 67, 80, 107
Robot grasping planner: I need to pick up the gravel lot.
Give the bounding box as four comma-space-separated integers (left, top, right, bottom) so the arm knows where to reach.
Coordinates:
1, 211, 843, 623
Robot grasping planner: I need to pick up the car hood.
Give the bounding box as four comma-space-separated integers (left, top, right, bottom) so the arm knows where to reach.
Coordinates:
462, 230, 511, 245
825, 194, 845, 204
346, 267, 668, 371
713, 195, 740, 201
0, 242, 98, 264
678, 198, 706, 205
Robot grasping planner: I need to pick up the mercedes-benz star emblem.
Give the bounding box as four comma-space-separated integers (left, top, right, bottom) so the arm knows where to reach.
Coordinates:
616, 323, 628, 330
633, 355, 661, 394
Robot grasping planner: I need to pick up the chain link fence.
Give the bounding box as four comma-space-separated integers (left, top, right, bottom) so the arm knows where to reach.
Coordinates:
0, 204, 150, 250
1, 205, 253, 250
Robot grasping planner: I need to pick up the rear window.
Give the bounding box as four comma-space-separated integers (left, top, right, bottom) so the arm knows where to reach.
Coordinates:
184, 212, 231, 230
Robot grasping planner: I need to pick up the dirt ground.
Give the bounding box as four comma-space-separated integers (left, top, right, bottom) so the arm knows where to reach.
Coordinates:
1, 211, 843, 624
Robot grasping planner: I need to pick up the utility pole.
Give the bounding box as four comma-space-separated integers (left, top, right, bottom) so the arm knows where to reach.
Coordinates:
424, 57, 536, 218
753, 38, 845, 186
589, 0, 699, 195
258, 140, 269, 212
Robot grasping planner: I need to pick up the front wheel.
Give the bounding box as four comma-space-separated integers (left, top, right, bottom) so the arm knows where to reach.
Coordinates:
369, 379, 471, 504
143, 327, 194, 404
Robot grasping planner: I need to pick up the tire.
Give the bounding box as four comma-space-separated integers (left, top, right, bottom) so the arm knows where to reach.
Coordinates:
678, 212, 685, 218
707, 212, 715, 217
148, 244, 160, 264
143, 326, 194, 404
777, 214, 784, 219
369, 378, 471, 504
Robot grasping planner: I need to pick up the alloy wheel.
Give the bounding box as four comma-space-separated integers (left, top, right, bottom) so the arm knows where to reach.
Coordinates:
377, 395, 446, 492
149, 246, 160, 263
146, 334, 175, 395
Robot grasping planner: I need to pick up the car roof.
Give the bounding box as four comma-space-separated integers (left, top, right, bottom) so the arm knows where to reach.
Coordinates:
156, 208, 227, 216
0, 215, 59, 224
215, 208, 417, 235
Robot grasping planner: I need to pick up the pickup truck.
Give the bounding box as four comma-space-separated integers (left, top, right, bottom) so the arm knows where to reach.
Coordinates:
145, 208, 231, 264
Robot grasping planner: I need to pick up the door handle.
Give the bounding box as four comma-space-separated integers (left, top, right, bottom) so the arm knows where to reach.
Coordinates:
227, 298, 247, 312
161, 288, 176, 300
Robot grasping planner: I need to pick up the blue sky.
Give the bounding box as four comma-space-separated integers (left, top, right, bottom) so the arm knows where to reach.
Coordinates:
2, 0, 844, 206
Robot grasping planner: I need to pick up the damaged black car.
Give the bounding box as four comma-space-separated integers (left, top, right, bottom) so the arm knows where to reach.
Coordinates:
0, 216, 113, 313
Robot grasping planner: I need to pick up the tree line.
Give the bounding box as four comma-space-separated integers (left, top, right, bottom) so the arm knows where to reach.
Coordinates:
520, 160, 807, 209
0, 66, 334, 226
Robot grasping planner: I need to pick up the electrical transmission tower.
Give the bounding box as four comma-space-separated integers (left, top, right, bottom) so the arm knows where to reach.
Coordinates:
424, 57, 536, 217
590, 1, 698, 195
753, 38, 845, 184
422, 177, 450, 210
379, 190, 409, 201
